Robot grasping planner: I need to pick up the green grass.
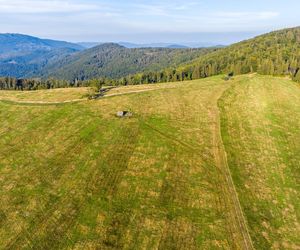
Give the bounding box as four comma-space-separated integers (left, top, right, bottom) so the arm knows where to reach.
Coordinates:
0, 74, 299, 249
218, 75, 300, 249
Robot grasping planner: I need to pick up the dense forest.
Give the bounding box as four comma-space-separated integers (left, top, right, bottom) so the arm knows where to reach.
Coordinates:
1, 27, 300, 90
0, 77, 88, 90
111, 27, 300, 85
123, 27, 300, 84
39, 44, 216, 80
48, 27, 300, 86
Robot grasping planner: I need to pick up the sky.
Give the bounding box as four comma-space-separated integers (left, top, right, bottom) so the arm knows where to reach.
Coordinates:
0, 0, 299, 44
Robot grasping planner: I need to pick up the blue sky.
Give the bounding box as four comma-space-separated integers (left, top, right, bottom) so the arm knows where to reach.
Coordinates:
0, 0, 299, 44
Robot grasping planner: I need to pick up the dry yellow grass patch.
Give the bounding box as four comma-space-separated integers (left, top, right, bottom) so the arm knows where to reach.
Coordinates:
0, 87, 89, 103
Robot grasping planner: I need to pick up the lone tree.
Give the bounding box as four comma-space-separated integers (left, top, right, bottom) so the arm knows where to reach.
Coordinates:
87, 78, 105, 99
15, 79, 24, 90
91, 79, 105, 92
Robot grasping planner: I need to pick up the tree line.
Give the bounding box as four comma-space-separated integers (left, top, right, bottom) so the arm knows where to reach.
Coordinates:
0, 77, 88, 90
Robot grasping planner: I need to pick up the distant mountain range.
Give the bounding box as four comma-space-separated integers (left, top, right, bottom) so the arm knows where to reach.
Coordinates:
117, 42, 189, 49
77, 42, 102, 49
0, 34, 218, 79
78, 41, 219, 49
78, 42, 189, 49
3, 28, 299, 83
0, 34, 213, 79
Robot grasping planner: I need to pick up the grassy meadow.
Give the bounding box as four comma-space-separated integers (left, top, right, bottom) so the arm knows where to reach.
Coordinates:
218, 75, 300, 249
0, 75, 299, 249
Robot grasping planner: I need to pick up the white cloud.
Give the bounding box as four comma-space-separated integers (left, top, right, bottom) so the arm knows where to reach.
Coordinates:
257, 12, 279, 19
215, 11, 279, 20
131, 1, 203, 17
0, 0, 101, 13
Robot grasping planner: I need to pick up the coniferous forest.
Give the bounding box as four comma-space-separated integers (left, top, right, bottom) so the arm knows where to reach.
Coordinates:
1, 27, 300, 90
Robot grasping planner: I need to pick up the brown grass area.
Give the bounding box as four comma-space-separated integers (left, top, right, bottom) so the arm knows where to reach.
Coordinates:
0, 87, 88, 103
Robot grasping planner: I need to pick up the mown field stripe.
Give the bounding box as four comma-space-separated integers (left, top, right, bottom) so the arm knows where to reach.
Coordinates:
216, 84, 254, 250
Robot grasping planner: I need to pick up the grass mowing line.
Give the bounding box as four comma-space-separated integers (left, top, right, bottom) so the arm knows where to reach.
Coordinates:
1, 104, 108, 249
216, 83, 254, 250
4, 122, 102, 249
141, 121, 197, 152
138, 80, 254, 248
139, 120, 217, 167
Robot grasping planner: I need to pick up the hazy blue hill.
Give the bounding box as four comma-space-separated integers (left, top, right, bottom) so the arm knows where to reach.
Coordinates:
77, 42, 103, 49
0, 34, 84, 78
167, 44, 189, 49
0, 33, 83, 56
118, 42, 189, 48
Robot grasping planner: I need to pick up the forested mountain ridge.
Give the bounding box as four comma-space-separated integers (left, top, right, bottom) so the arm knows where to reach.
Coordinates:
0, 48, 81, 79
38, 43, 217, 80
127, 27, 300, 84
0, 33, 83, 57
0, 34, 84, 78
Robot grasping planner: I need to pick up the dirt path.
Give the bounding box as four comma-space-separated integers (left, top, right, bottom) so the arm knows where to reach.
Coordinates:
211, 84, 254, 249
0, 87, 175, 105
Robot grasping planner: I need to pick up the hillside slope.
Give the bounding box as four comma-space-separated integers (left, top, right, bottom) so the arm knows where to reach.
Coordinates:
183, 27, 300, 79
39, 43, 217, 80
116, 27, 300, 85
219, 75, 300, 249
0, 75, 298, 249
0, 34, 84, 78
